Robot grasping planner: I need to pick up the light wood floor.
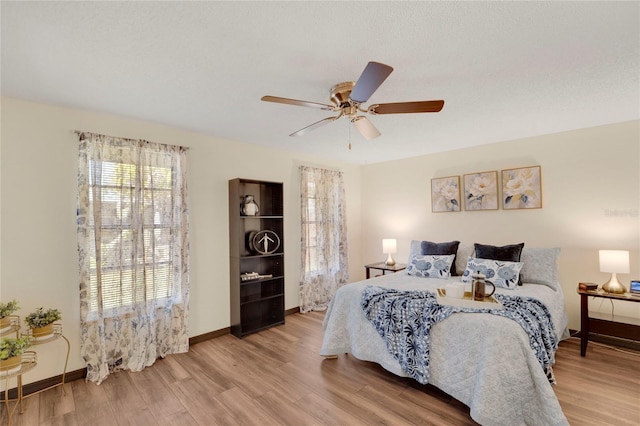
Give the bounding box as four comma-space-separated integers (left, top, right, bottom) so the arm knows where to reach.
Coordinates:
2, 311, 639, 425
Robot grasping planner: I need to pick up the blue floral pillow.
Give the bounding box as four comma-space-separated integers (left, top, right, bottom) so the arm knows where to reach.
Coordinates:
406, 254, 455, 279
460, 257, 524, 289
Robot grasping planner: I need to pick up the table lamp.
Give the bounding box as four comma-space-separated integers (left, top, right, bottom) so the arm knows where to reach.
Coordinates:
599, 250, 629, 294
383, 239, 397, 266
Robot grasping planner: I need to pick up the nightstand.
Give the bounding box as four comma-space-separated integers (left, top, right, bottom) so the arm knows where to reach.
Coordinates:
364, 262, 407, 279
577, 286, 640, 356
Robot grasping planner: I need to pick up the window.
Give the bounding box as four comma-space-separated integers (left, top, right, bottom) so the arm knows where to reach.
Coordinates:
77, 132, 190, 384
86, 159, 176, 314
302, 180, 320, 274
299, 166, 348, 312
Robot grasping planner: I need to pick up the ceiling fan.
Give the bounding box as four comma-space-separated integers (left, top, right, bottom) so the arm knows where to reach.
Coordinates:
261, 61, 444, 141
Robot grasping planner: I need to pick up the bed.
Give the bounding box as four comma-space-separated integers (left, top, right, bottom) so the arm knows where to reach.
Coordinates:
320, 243, 570, 426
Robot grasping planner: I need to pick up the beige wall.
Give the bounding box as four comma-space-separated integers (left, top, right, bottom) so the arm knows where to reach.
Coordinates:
0, 97, 362, 383
1, 95, 638, 385
360, 120, 640, 330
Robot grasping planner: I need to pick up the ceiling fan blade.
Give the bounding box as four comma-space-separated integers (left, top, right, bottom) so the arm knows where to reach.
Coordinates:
289, 116, 338, 137
369, 100, 445, 114
350, 62, 394, 104
351, 116, 381, 140
261, 95, 334, 111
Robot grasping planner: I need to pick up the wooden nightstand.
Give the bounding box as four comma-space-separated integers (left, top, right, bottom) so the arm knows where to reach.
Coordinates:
364, 262, 407, 279
577, 286, 640, 356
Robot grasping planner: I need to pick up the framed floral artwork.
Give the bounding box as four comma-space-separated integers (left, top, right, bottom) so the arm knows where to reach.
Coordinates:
464, 171, 498, 211
431, 176, 461, 212
502, 166, 542, 209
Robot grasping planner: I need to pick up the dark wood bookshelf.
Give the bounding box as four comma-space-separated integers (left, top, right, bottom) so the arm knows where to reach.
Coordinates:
229, 178, 285, 337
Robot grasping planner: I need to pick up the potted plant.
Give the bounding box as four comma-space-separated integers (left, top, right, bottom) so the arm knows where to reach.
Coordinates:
0, 300, 20, 332
24, 307, 62, 338
0, 336, 31, 372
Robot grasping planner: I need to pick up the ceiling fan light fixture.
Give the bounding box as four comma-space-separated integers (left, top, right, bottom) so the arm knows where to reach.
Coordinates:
261, 61, 444, 141
352, 116, 381, 140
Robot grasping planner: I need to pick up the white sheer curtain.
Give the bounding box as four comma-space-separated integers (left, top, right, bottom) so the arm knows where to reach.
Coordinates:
299, 166, 348, 312
76, 132, 190, 384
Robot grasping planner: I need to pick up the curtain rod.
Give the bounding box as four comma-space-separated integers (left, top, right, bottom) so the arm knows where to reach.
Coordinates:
74, 130, 190, 150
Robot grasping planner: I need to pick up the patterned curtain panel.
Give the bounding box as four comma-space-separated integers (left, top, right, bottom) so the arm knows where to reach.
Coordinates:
299, 166, 348, 312
77, 132, 190, 384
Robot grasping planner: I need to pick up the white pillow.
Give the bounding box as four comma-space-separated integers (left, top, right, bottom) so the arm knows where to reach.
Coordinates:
409, 239, 422, 257
519, 247, 560, 289
406, 254, 455, 279
460, 257, 524, 289
410, 239, 469, 276
455, 243, 474, 276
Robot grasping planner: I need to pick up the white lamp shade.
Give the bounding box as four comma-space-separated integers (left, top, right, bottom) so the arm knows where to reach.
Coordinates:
352, 116, 381, 140
599, 250, 630, 273
382, 239, 397, 254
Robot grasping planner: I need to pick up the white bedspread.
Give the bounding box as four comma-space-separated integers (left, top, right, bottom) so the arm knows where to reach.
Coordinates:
320, 273, 569, 426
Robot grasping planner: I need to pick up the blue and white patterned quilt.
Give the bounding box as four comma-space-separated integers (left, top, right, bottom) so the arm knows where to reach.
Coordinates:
361, 286, 558, 386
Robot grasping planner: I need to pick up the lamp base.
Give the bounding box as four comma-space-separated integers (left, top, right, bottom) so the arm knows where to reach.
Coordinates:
602, 273, 627, 294
384, 253, 396, 266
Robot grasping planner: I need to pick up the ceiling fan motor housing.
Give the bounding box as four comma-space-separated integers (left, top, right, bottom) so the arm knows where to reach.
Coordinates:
329, 81, 356, 107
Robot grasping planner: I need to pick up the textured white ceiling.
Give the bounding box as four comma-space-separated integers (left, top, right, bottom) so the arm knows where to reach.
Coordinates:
2, 1, 639, 164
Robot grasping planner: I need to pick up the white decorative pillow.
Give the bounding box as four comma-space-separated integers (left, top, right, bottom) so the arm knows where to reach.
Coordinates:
460, 257, 524, 289
409, 240, 422, 257
406, 254, 455, 279
519, 247, 561, 290
455, 243, 474, 276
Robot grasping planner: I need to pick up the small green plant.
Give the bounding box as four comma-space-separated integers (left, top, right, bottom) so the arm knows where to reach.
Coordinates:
24, 307, 62, 329
0, 300, 20, 319
0, 336, 31, 360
